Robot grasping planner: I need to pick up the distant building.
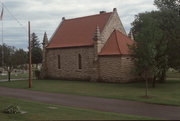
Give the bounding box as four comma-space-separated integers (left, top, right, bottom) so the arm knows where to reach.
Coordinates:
41, 8, 136, 83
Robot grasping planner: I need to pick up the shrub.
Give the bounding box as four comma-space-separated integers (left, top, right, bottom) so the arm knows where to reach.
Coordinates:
3, 105, 21, 114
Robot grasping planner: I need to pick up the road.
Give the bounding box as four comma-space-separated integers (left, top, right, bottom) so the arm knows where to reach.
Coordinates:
0, 86, 180, 120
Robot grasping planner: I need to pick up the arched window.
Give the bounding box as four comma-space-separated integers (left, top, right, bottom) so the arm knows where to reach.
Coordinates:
78, 54, 82, 69
58, 55, 61, 69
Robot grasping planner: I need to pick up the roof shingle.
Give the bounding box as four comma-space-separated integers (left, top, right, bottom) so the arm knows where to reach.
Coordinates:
99, 30, 134, 55
47, 12, 112, 49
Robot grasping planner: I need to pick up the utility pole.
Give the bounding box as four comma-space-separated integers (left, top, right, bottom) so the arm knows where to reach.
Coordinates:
28, 21, 32, 88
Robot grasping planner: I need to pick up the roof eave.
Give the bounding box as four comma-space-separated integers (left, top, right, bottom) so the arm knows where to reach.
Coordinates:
46, 44, 94, 49
98, 54, 133, 56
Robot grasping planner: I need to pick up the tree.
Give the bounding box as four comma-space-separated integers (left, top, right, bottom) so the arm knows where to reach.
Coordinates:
2, 44, 15, 81
154, 0, 180, 70
13, 49, 28, 69
0, 44, 3, 67
154, 0, 180, 15
31, 33, 41, 48
131, 11, 168, 88
0, 44, 28, 81
31, 33, 42, 68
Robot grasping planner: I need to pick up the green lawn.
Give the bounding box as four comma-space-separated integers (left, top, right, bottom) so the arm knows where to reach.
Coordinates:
0, 73, 28, 80
0, 97, 155, 120
167, 71, 180, 79
0, 77, 180, 106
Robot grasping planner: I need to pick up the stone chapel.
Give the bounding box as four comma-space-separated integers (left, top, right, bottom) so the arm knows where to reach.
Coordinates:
41, 8, 136, 83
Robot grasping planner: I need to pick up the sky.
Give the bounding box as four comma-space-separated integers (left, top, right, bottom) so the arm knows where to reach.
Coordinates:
0, 0, 157, 50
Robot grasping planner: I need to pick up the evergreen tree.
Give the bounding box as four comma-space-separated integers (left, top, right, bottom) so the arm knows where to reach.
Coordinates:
31, 33, 42, 68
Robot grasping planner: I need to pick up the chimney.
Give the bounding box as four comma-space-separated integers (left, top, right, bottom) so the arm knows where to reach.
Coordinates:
113, 8, 117, 12
62, 17, 65, 21
100, 11, 106, 14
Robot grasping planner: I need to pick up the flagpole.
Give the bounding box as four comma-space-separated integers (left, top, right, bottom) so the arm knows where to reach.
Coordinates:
2, 8, 3, 68
1, 2, 3, 68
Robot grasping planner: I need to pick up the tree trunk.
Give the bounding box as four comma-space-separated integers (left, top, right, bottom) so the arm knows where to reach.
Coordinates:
8, 71, 11, 82
144, 70, 149, 97
152, 76, 156, 88
145, 76, 149, 97
159, 69, 166, 83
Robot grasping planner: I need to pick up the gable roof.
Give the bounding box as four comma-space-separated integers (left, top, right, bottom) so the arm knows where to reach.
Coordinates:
47, 12, 113, 49
99, 30, 134, 55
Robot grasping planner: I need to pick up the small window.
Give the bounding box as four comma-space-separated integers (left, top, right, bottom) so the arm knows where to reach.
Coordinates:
58, 55, 61, 69
78, 54, 82, 69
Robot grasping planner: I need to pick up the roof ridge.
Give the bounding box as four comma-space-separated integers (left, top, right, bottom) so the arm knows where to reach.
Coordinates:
64, 12, 113, 21
114, 30, 122, 54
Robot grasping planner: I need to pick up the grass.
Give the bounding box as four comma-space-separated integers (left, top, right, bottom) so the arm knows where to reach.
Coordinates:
0, 77, 180, 106
0, 97, 155, 120
0, 71, 179, 106
0, 73, 28, 80
167, 71, 180, 79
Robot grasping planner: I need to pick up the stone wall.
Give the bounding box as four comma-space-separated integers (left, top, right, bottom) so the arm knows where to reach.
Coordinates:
44, 47, 136, 83
98, 11, 127, 52
99, 55, 136, 83
45, 46, 95, 81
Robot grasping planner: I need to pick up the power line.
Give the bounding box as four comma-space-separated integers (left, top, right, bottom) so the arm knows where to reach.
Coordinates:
0, 1, 28, 67
0, 1, 27, 32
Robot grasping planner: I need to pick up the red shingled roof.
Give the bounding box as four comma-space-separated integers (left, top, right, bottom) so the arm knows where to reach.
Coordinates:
47, 12, 113, 48
99, 30, 134, 55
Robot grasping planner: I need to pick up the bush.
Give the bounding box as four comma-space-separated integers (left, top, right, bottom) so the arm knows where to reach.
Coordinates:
3, 105, 21, 114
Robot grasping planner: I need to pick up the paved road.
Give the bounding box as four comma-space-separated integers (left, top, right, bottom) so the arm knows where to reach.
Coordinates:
0, 86, 180, 120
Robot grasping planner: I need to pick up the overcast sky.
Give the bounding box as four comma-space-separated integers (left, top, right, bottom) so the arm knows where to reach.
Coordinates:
0, 0, 157, 49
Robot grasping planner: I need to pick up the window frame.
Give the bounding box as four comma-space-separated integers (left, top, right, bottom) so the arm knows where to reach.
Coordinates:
58, 55, 61, 69
78, 54, 82, 69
